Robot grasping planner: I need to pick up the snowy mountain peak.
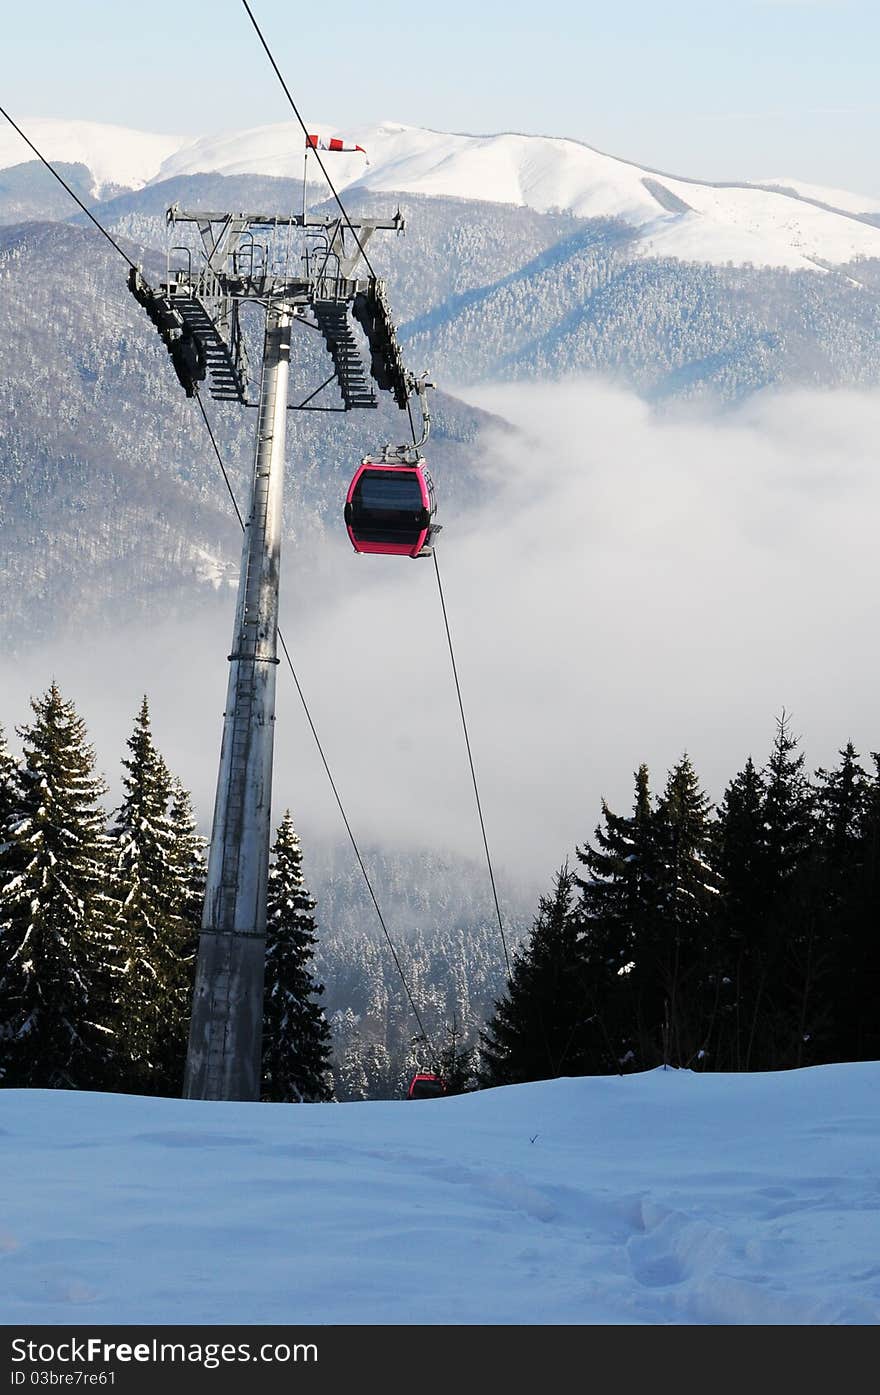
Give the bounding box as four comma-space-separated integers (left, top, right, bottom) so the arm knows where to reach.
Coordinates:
0, 117, 186, 197
3, 116, 880, 272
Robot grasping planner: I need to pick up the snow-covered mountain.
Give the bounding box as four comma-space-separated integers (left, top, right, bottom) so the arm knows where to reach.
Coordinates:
4, 117, 880, 272
0, 117, 185, 196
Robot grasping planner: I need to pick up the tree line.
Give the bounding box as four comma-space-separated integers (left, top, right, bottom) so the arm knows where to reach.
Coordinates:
0, 685, 332, 1101
480, 717, 880, 1087
3, 688, 876, 1102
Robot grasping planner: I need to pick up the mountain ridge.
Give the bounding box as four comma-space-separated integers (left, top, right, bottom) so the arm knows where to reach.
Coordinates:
4, 116, 880, 272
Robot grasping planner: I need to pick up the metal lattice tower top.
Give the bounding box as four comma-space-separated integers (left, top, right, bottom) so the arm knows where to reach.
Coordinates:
129, 203, 416, 414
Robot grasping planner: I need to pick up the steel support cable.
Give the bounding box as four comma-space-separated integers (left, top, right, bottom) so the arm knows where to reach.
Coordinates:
431, 550, 512, 981
0, 113, 436, 1068
0, 104, 138, 270
239, 0, 512, 1009
194, 390, 438, 1061
239, 0, 377, 279
404, 403, 512, 982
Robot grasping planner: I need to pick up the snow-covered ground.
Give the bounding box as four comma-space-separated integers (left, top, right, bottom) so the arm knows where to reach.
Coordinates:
4, 117, 880, 271
2, 1063, 879, 1325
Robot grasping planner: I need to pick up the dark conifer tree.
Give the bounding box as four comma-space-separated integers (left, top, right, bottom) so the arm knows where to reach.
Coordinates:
575, 764, 658, 1073
843, 752, 880, 1063
0, 725, 20, 916
812, 743, 872, 1064
436, 1016, 477, 1094
109, 699, 200, 1094
161, 776, 206, 1086
711, 756, 769, 1069
167, 777, 207, 940
648, 754, 718, 1068
261, 810, 333, 1103
478, 864, 592, 1087
761, 713, 820, 1067
0, 722, 18, 834
0, 685, 113, 1088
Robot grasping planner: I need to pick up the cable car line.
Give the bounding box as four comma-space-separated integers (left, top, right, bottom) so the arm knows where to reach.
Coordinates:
238, 7, 487, 1084
238, 0, 377, 280
431, 549, 512, 981
400, 395, 512, 981
0, 103, 138, 271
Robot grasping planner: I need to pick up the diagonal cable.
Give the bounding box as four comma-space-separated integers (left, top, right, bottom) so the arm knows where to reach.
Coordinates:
0, 104, 137, 270
431, 550, 512, 980
239, 0, 376, 278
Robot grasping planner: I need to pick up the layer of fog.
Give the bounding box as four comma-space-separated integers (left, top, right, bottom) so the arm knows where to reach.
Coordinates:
3, 379, 879, 907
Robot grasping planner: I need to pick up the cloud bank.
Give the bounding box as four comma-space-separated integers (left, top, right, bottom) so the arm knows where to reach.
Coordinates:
3, 380, 879, 901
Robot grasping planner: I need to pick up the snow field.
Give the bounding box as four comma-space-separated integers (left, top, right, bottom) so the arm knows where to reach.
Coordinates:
2, 1063, 879, 1325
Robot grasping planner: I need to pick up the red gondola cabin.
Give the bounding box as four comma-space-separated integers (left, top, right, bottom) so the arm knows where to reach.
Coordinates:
344, 456, 439, 558
407, 1072, 447, 1100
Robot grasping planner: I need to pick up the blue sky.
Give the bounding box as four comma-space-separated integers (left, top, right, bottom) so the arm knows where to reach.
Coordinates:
4, 0, 878, 193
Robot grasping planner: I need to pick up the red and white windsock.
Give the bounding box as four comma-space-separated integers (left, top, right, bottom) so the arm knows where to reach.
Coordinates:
306, 134, 369, 163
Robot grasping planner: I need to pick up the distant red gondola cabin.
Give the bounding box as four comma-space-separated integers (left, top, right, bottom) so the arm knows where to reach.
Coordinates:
344, 456, 439, 558
407, 1072, 447, 1100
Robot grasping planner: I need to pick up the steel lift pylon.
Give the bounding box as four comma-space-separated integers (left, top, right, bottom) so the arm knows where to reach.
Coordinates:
130, 201, 422, 1100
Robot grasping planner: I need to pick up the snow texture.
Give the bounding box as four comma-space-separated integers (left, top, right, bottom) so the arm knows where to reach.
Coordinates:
4, 118, 880, 270
2, 1063, 879, 1324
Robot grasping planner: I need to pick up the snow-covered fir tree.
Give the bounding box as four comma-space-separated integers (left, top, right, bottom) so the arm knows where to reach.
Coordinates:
262, 810, 333, 1103
0, 724, 20, 918
160, 775, 206, 1086
0, 684, 114, 1088
167, 777, 207, 938
0, 722, 18, 833
109, 698, 201, 1095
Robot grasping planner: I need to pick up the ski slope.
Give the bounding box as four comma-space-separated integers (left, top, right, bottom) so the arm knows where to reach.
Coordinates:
2, 1063, 879, 1325
3, 117, 880, 271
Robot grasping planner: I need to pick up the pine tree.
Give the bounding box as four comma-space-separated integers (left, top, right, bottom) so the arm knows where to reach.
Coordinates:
0, 684, 114, 1089
160, 775, 206, 1087
712, 755, 769, 1069
575, 764, 658, 1073
761, 713, 820, 1068
575, 757, 717, 1072
167, 777, 207, 940
109, 699, 201, 1095
261, 811, 333, 1103
0, 722, 18, 835
812, 743, 871, 1064
649, 754, 719, 1068
842, 752, 880, 1063
478, 864, 591, 1087
0, 724, 20, 924
436, 1015, 477, 1094
0, 721, 20, 1084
